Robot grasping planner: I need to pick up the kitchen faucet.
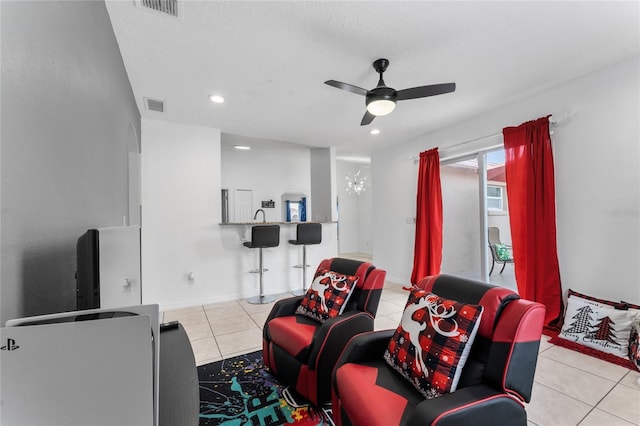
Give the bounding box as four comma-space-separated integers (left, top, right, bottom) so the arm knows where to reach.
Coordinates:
254, 209, 266, 223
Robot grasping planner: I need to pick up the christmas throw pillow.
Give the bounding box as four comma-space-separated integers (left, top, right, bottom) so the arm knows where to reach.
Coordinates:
566, 290, 640, 321
620, 300, 640, 324
567, 289, 620, 309
559, 293, 635, 359
384, 287, 483, 399
630, 320, 640, 371
295, 268, 358, 323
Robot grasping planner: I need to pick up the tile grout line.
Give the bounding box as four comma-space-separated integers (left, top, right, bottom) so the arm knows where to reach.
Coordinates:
534, 354, 620, 407
532, 382, 595, 425
538, 345, 629, 383
577, 370, 638, 426
617, 370, 640, 391
202, 305, 222, 359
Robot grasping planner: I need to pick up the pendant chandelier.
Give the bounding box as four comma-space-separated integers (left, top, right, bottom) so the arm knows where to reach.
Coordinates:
345, 170, 368, 196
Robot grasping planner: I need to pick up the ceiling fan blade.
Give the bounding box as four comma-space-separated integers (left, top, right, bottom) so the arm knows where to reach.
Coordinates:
325, 80, 368, 96
360, 111, 375, 126
396, 83, 456, 101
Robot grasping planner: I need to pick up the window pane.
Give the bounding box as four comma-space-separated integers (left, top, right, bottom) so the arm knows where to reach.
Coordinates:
487, 186, 502, 197
487, 198, 502, 210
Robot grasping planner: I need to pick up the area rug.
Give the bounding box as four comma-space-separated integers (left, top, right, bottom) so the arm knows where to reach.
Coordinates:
198, 350, 334, 425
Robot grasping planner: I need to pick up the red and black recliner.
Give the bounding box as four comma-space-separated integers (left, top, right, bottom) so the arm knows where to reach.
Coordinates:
332, 274, 545, 426
262, 257, 387, 406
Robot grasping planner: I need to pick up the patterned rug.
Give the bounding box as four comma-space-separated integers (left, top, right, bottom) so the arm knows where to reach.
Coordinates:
198, 350, 334, 425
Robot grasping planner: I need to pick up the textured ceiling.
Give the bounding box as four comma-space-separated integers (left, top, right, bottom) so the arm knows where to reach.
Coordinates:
106, 1, 639, 161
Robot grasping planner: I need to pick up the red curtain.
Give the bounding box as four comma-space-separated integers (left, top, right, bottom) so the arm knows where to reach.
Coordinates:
411, 148, 443, 284
503, 116, 563, 329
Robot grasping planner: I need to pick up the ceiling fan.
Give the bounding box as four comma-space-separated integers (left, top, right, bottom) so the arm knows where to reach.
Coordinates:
325, 58, 456, 126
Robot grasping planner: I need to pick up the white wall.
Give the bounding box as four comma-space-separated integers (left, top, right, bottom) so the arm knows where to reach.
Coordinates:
337, 161, 359, 254
336, 161, 372, 255
141, 119, 222, 307
221, 137, 311, 223
141, 119, 338, 310
1, 1, 140, 322
358, 166, 373, 254
373, 57, 640, 305
310, 148, 337, 222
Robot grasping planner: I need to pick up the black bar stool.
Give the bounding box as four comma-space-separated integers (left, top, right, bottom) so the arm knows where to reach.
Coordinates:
243, 225, 280, 304
289, 223, 322, 296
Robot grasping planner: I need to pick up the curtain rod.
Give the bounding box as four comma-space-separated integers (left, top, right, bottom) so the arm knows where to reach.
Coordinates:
409, 114, 562, 162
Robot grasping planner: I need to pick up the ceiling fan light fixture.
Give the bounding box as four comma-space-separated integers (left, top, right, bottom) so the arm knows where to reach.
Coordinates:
325, 58, 455, 125
366, 99, 396, 116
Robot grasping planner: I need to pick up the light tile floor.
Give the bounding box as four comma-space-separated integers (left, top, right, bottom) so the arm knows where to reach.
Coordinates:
163, 273, 640, 425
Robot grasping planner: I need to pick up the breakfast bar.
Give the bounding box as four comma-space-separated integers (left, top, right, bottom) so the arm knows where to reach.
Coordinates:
217, 221, 339, 302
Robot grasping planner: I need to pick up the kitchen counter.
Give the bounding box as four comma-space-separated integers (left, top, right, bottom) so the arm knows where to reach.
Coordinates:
219, 221, 336, 225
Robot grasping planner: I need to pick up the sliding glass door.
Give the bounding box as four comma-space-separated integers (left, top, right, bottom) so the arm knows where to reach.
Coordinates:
485, 149, 516, 291
440, 156, 482, 280
440, 148, 517, 290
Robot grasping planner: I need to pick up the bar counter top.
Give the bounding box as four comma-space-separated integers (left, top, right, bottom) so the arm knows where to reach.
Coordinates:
219, 221, 336, 225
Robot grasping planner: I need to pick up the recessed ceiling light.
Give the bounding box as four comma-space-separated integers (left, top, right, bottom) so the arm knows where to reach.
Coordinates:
369, 128, 381, 135
208, 94, 225, 103
234, 145, 251, 150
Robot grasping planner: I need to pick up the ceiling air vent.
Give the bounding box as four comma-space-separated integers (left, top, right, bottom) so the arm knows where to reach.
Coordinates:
144, 98, 165, 113
137, 0, 179, 18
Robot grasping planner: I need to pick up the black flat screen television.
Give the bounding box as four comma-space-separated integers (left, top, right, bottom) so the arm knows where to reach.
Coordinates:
76, 229, 100, 310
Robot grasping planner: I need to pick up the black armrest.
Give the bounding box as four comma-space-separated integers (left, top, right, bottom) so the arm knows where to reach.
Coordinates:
266, 296, 303, 322
308, 311, 376, 367
334, 329, 395, 368
408, 384, 527, 426
307, 311, 375, 403
331, 329, 395, 400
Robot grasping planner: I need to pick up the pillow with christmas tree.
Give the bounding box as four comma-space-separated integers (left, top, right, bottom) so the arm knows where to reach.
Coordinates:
629, 320, 640, 371
559, 290, 635, 359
